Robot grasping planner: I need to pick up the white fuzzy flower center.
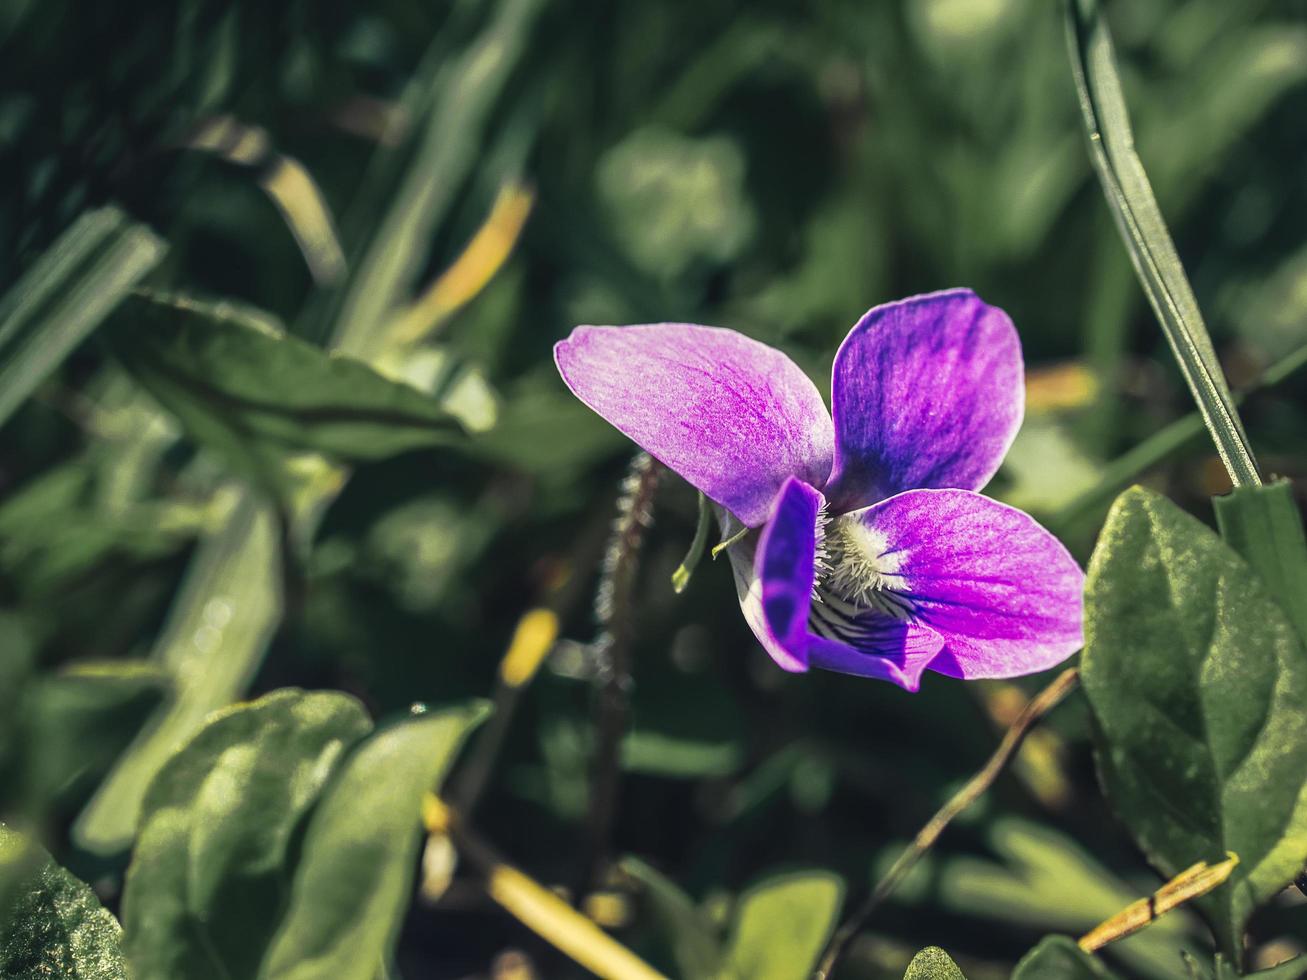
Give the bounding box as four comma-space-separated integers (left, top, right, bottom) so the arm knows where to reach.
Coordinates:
815, 516, 914, 621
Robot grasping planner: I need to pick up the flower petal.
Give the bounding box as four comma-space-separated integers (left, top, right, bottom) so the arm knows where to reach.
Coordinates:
849, 488, 1084, 679
555, 324, 834, 526
825, 289, 1023, 511
728, 478, 946, 689
806, 622, 945, 692
726, 477, 822, 672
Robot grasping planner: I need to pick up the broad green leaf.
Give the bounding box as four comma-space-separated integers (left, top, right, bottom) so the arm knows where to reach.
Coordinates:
719, 871, 844, 980
122, 689, 372, 980
259, 702, 490, 980
619, 856, 722, 978
0, 207, 164, 428
1012, 936, 1122, 979
903, 946, 966, 980
75, 490, 282, 854
1082, 487, 1307, 956
109, 293, 484, 485
0, 824, 127, 979
1064, 0, 1258, 487
1213, 480, 1307, 645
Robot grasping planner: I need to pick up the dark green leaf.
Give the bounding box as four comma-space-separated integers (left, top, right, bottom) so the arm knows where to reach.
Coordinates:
1064, 0, 1259, 487
0, 207, 164, 429
903, 946, 966, 980
1082, 487, 1307, 955
1013, 936, 1122, 979
109, 293, 484, 485
1213, 479, 1307, 645
719, 870, 844, 980
122, 688, 372, 980
0, 824, 127, 979
619, 856, 722, 979
259, 702, 489, 980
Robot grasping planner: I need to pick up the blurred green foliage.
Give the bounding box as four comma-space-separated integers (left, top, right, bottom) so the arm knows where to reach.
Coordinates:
2, 0, 1307, 977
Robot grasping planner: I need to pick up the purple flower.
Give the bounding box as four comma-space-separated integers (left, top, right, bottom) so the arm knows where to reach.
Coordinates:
555, 289, 1084, 691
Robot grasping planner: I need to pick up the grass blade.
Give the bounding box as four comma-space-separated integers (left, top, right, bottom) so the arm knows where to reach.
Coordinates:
0, 208, 164, 428
1064, 0, 1260, 487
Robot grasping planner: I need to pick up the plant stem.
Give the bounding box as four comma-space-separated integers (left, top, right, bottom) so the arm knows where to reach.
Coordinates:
813, 667, 1081, 980
581, 452, 662, 896
425, 796, 668, 980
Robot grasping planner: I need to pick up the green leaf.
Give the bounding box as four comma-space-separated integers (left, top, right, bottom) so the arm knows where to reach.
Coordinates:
719, 870, 844, 980
619, 856, 722, 979
109, 293, 484, 487
0, 824, 127, 979
75, 490, 283, 854
903, 946, 967, 979
122, 689, 372, 980
1012, 936, 1122, 979
1064, 0, 1259, 487
0, 207, 164, 429
1213, 479, 1307, 645
259, 702, 490, 980
1081, 487, 1307, 956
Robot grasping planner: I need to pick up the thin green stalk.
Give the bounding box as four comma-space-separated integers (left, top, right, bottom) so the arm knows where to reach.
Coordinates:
1064, 0, 1260, 487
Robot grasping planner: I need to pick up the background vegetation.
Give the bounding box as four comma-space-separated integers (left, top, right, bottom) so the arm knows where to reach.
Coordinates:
2, 0, 1307, 977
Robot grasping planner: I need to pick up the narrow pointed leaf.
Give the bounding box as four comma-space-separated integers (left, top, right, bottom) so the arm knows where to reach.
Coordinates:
322, 0, 544, 358
1064, 0, 1259, 487
1081, 487, 1307, 956
0, 207, 164, 428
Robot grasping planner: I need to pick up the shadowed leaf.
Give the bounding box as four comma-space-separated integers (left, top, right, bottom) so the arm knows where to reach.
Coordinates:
1082, 487, 1307, 957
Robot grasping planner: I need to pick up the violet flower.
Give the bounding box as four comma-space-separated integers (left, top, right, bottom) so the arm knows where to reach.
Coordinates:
555, 289, 1084, 691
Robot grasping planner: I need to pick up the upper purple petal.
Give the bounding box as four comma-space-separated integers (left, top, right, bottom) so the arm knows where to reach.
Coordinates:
824, 289, 1024, 512
555, 324, 834, 527
848, 488, 1084, 679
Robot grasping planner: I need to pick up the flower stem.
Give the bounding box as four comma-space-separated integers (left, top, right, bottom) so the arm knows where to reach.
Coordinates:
813, 667, 1081, 980
581, 452, 662, 895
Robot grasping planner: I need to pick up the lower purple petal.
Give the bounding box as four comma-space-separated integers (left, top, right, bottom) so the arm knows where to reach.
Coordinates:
806, 621, 945, 692
849, 489, 1084, 679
